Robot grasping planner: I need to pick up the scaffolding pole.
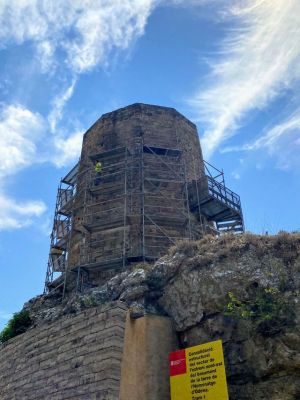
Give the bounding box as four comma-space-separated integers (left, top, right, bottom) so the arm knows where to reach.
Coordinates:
123, 148, 128, 268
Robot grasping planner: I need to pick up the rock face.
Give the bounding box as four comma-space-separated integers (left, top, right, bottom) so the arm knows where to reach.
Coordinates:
22, 233, 300, 399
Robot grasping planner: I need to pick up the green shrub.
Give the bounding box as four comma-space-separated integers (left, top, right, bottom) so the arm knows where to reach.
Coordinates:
0, 310, 31, 343
224, 287, 293, 334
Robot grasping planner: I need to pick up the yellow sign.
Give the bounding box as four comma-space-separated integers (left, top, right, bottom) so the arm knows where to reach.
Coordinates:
169, 340, 229, 400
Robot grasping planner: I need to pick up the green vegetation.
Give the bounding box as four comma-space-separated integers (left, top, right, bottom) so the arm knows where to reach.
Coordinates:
0, 310, 31, 343
82, 295, 99, 308
224, 287, 293, 334
225, 288, 283, 320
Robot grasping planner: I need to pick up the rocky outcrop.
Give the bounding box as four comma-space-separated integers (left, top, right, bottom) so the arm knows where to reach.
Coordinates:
24, 232, 300, 399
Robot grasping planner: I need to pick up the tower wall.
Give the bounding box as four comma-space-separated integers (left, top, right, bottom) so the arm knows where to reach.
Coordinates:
80, 103, 205, 180
67, 104, 208, 287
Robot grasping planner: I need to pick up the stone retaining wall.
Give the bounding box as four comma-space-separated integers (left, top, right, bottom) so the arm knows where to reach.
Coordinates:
0, 303, 127, 400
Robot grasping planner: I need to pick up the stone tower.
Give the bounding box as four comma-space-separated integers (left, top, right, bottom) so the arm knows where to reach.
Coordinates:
45, 103, 243, 293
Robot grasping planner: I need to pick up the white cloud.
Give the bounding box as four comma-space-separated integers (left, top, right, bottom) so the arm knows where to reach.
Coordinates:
0, 194, 46, 231
0, 0, 155, 74
48, 80, 77, 133
36, 40, 56, 73
223, 110, 300, 170
240, 113, 300, 152
0, 104, 48, 230
0, 104, 45, 179
190, 0, 300, 158
0, 102, 84, 231
0, 103, 82, 230
64, 1, 155, 73
53, 130, 84, 167
0, 102, 83, 172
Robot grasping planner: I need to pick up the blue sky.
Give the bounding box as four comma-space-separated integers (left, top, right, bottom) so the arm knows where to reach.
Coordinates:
0, 0, 299, 329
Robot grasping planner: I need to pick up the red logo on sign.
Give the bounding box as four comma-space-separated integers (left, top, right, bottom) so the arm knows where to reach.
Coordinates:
169, 349, 187, 376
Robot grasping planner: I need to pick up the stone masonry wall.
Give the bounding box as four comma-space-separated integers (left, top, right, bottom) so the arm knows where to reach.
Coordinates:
0, 303, 127, 400
80, 103, 205, 180
67, 103, 208, 275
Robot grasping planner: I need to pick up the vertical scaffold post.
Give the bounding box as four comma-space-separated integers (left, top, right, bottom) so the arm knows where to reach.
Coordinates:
122, 148, 128, 268
62, 209, 72, 300
183, 161, 192, 240
44, 184, 61, 293
61, 177, 76, 300
141, 140, 145, 262
81, 168, 90, 266
192, 153, 204, 235
76, 266, 81, 293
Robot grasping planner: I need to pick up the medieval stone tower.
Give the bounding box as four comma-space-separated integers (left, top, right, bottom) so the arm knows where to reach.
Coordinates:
45, 103, 243, 294
6, 105, 287, 400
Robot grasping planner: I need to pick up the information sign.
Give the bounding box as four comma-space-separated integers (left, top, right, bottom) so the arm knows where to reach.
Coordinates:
169, 340, 229, 400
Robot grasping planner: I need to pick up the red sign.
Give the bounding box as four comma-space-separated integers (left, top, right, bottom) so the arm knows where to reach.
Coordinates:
169, 349, 187, 377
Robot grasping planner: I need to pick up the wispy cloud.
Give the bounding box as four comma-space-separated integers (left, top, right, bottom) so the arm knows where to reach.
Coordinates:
0, 195, 46, 231
48, 79, 77, 133
36, 40, 57, 74
223, 109, 300, 170
0, 0, 155, 74
0, 104, 47, 230
53, 130, 84, 167
190, 0, 300, 158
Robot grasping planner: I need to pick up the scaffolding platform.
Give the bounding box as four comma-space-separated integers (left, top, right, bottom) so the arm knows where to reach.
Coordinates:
189, 161, 244, 234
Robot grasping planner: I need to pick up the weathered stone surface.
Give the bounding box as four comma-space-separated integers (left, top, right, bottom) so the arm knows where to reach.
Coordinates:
0, 303, 127, 400
82, 232, 299, 400
67, 103, 207, 278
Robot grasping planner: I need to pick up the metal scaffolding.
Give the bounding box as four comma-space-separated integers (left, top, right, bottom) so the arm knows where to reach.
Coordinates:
74, 141, 192, 291
44, 142, 244, 295
44, 164, 78, 293
189, 161, 244, 234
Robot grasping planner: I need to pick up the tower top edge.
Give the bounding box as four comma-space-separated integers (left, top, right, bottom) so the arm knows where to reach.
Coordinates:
84, 103, 197, 136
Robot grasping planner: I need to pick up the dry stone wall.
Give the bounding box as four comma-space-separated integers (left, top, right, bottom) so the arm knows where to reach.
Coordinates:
0, 303, 127, 400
